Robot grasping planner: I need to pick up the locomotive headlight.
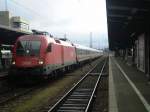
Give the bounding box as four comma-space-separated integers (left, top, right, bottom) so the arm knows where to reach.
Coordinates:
38, 60, 44, 65
12, 61, 15, 65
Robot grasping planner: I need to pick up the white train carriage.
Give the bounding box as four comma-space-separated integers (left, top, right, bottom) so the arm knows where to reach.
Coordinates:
74, 44, 102, 62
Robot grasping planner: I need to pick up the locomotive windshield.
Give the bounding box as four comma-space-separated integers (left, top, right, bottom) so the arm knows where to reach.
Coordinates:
16, 40, 41, 56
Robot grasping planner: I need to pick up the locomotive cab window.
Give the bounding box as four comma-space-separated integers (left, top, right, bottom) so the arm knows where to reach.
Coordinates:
47, 43, 52, 52
16, 40, 41, 56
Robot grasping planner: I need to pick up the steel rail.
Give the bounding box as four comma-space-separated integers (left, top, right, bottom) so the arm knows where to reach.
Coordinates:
85, 59, 107, 112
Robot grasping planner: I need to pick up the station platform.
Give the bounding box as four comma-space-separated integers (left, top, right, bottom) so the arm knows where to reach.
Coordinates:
109, 56, 150, 112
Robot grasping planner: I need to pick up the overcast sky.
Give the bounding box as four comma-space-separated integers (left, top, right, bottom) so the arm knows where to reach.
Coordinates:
0, 0, 108, 49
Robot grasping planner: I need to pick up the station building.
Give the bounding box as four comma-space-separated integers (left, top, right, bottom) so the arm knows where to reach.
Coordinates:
0, 11, 10, 27
10, 16, 30, 32
0, 11, 30, 32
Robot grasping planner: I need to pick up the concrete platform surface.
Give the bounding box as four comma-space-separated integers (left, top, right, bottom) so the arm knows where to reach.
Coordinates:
109, 56, 150, 112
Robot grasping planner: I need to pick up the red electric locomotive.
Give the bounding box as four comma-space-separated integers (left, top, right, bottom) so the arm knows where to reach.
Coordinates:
9, 34, 76, 78
8, 32, 102, 79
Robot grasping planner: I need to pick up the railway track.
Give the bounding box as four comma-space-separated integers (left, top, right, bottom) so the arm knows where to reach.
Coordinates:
48, 58, 107, 112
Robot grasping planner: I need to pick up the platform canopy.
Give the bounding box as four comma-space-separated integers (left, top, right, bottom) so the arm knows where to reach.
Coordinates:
106, 0, 150, 50
0, 25, 31, 45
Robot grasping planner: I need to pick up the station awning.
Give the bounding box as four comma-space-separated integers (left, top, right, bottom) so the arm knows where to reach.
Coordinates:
106, 0, 150, 50
0, 25, 31, 45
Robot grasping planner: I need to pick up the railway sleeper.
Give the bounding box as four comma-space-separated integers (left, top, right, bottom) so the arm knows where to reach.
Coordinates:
70, 94, 91, 97
88, 73, 100, 76
62, 103, 87, 107
67, 98, 89, 102
58, 106, 86, 111
69, 95, 90, 99
74, 88, 93, 92
65, 100, 89, 104
63, 104, 88, 109
57, 109, 83, 112
59, 106, 85, 110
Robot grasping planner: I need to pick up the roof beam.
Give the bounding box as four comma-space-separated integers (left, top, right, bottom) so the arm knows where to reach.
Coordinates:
107, 0, 150, 10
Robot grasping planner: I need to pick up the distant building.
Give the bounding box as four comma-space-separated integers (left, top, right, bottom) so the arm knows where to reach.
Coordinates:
0, 11, 11, 26
0, 11, 30, 32
10, 16, 29, 32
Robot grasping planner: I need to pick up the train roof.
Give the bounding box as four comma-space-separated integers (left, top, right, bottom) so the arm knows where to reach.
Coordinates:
57, 40, 74, 47
74, 44, 100, 52
16, 35, 102, 51
17, 35, 74, 47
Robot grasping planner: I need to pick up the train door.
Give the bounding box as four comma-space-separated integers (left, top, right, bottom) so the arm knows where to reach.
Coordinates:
75, 47, 78, 63
61, 46, 64, 65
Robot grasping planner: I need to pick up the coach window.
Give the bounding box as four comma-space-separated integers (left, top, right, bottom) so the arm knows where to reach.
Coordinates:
47, 43, 52, 52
